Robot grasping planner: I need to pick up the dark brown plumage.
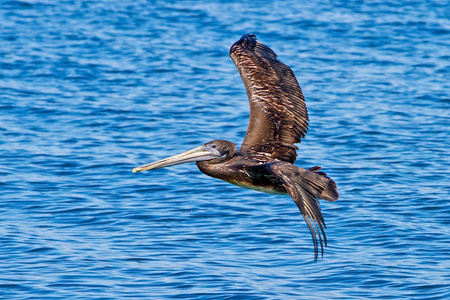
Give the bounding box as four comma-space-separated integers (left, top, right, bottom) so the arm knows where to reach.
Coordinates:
230, 34, 308, 163
133, 34, 339, 261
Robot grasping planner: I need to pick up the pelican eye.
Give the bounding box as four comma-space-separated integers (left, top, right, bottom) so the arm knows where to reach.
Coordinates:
211, 144, 217, 149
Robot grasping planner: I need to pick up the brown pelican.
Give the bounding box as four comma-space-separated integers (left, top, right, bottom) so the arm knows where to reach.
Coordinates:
133, 34, 339, 261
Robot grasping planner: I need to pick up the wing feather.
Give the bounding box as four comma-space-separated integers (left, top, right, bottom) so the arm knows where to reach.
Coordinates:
230, 34, 309, 163
267, 161, 338, 261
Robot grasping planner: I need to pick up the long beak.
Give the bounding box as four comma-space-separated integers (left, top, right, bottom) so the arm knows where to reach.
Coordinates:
133, 145, 220, 173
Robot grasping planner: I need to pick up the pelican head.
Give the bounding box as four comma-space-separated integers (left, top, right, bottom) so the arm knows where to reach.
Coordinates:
133, 139, 236, 173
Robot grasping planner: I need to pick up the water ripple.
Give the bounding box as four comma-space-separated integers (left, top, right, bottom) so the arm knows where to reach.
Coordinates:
1, 0, 449, 299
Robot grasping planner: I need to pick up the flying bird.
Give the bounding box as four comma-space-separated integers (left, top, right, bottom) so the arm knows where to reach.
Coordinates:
133, 34, 339, 261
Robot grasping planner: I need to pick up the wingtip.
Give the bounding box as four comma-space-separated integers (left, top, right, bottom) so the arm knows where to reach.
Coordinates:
243, 33, 257, 41
230, 33, 258, 54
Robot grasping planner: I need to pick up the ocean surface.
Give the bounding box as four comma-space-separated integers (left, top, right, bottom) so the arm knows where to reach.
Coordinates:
1, 0, 449, 299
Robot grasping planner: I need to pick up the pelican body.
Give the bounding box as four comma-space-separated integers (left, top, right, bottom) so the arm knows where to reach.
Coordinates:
133, 34, 339, 261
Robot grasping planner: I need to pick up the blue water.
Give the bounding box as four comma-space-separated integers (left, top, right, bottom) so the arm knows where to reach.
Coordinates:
1, 0, 449, 299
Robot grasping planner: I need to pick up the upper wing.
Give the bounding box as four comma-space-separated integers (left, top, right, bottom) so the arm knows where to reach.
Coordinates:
267, 161, 338, 261
230, 34, 309, 163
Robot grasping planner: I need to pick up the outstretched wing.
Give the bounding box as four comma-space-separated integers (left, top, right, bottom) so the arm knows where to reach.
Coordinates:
267, 161, 338, 261
230, 34, 309, 163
